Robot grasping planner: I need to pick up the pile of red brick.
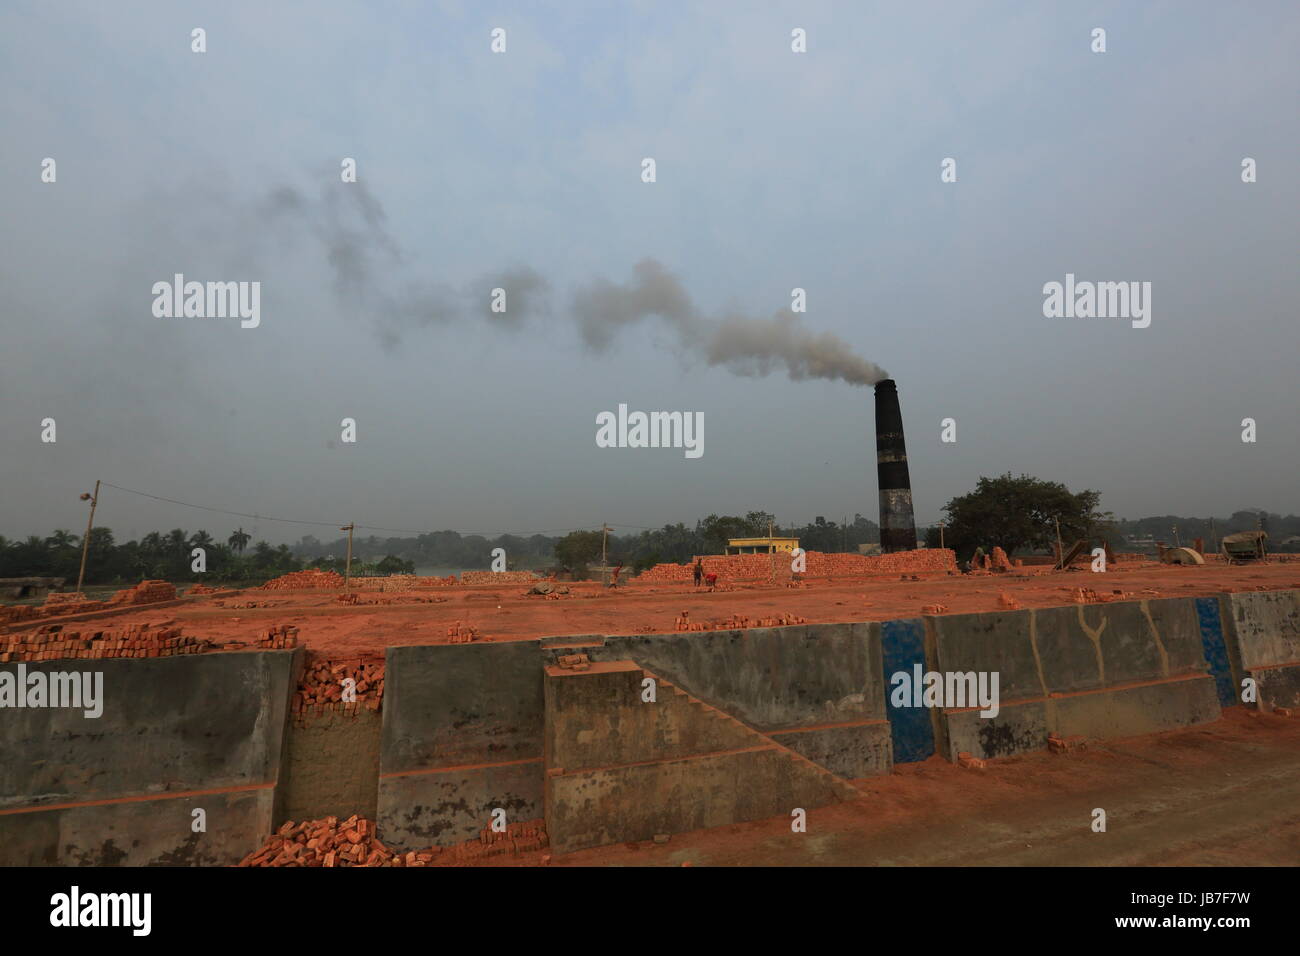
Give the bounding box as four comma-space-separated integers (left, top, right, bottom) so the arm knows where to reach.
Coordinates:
460, 570, 538, 586
254, 623, 299, 649
260, 569, 345, 590
1, 622, 213, 663
107, 580, 178, 606
292, 654, 384, 721
554, 653, 591, 671
239, 816, 548, 867
187, 583, 224, 595
673, 610, 807, 632
43, 592, 89, 607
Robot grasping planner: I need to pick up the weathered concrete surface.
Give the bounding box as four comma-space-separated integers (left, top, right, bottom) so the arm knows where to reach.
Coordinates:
0, 788, 275, 866
280, 709, 382, 824
544, 661, 858, 854
0, 649, 298, 865
377, 641, 544, 850
574, 623, 893, 778
942, 676, 1222, 761
1221, 589, 1300, 712
545, 661, 759, 768
928, 598, 1220, 760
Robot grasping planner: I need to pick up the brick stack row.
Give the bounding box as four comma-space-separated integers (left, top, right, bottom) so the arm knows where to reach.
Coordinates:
0, 622, 212, 662
460, 570, 539, 586
106, 580, 178, 606
253, 623, 299, 649
260, 569, 345, 590
351, 575, 459, 591
638, 549, 958, 583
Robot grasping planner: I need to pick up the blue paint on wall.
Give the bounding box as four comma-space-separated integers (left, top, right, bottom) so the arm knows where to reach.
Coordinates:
1195, 596, 1236, 707
881, 618, 934, 762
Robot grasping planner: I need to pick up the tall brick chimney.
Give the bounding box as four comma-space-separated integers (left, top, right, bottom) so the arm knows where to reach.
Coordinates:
874, 378, 916, 553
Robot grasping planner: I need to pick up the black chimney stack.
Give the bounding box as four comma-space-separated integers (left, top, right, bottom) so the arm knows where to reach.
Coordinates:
874, 378, 916, 553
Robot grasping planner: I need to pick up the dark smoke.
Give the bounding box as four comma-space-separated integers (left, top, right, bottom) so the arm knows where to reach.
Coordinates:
263, 182, 888, 385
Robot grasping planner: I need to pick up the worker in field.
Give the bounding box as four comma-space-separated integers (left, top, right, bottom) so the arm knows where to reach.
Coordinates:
704, 571, 719, 589
693, 560, 704, 587
609, 561, 624, 587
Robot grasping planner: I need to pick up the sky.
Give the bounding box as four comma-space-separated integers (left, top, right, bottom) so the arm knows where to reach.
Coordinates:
1, 1, 1297, 546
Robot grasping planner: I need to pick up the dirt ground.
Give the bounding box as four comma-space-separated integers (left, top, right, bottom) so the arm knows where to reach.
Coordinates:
33, 558, 1299, 657
541, 707, 1300, 866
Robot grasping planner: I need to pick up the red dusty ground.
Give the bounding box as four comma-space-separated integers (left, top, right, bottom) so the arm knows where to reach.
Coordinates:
4, 558, 1293, 658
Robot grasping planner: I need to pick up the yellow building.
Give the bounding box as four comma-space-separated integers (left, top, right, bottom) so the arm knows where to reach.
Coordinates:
725, 536, 800, 555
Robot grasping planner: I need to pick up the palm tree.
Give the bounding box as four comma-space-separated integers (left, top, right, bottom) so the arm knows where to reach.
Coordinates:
228, 527, 251, 554
46, 529, 78, 550
190, 530, 215, 550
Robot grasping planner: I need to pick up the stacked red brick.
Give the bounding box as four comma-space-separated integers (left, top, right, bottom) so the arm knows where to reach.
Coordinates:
107, 580, 177, 605
254, 623, 299, 649
804, 550, 956, 576
260, 569, 345, 590
1, 622, 212, 662
638, 549, 957, 583
1, 580, 179, 626
351, 575, 458, 591
460, 570, 539, 586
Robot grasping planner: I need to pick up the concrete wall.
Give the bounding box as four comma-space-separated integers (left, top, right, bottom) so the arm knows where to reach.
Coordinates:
0, 649, 298, 866
377, 641, 544, 851
1220, 589, 1300, 712
543, 661, 857, 853
280, 709, 382, 824
927, 597, 1221, 761
574, 623, 893, 779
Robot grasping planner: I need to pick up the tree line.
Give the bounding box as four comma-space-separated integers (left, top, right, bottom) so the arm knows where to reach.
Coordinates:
4, 476, 1296, 586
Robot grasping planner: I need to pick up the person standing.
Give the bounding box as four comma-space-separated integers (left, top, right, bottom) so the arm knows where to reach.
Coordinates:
693, 560, 704, 587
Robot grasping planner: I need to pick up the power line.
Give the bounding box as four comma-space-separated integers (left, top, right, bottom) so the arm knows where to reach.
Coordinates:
96, 481, 654, 538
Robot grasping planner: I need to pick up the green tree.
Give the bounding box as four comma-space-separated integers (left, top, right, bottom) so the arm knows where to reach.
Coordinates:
228, 528, 251, 553
375, 555, 415, 575
925, 473, 1110, 560
553, 530, 605, 571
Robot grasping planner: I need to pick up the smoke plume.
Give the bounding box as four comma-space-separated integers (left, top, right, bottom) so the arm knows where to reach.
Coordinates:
262, 182, 888, 385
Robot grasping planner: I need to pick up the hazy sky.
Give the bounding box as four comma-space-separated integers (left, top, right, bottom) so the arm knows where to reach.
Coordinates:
2, 1, 1297, 545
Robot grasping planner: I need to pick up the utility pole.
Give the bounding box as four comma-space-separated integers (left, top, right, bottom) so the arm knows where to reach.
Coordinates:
75, 480, 101, 596
939, 521, 945, 550
1173, 524, 1180, 548
341, 523, 355, 589
1054, 516, 1064, 567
